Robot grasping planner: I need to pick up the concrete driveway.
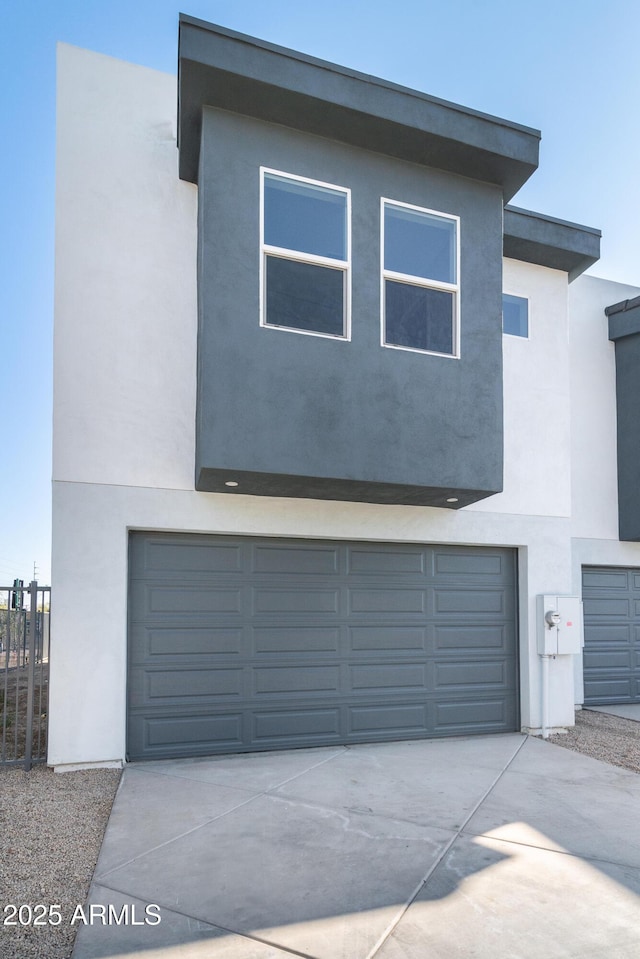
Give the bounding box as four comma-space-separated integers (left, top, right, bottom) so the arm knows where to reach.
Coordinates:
73, 733, 640, 958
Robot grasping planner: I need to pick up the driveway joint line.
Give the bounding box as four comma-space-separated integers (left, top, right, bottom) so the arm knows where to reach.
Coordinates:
122, 763, 260, 795
85, 879, 313, 958
262, 747, 348, 793
125, 746, 348, 794
94, 789, 264, 882
364, 733, 530, 959
95, 749, 358, 883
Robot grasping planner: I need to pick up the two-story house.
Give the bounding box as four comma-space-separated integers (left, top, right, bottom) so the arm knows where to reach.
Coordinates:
50, 15, 640, 768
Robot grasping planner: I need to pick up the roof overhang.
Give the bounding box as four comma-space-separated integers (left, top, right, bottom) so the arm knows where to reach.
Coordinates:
178, 14, 540, 200
606, 295, 640, 340
503, 206, 601, 281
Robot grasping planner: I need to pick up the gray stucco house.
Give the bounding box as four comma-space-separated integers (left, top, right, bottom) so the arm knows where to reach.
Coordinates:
50, 16, 640, 768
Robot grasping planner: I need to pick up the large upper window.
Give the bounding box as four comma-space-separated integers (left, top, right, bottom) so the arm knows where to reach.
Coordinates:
261, 169, 350, 339
382, 200, 459, 357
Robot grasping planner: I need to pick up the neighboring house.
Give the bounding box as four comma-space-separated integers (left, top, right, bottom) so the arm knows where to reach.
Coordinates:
50, 15, 640, 768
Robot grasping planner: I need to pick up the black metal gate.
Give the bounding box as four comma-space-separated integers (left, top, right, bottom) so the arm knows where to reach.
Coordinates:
1, 581, 50, 769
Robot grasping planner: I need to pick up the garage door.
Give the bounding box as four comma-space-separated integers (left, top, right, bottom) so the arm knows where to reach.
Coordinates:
127, 533, 518, 760
583, 566, 640, 704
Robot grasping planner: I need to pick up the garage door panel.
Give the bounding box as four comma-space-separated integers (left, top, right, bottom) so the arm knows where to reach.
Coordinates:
349, 626, 426, 652
129, 537, 244, 579
347, 548, 426, 575
253, 708, 341, 743
582, 569, 629, 590
252, 543, 340, 575
349, 588, 426, 614
348, 703, 427, 735
131, 585, 243, 617
154, 667, 242, 703
434, 698, 509, 732
140, 712, 244, 755
129, 626, 244, 663
584, 649, 633, 670
584, 678, 634, 702
350, 663, 427, 691
434, 624, 510, 651
128, 535, 518, 759
129, 666, 244, 706
253, 587, 340, 614
583, 565, 640, 706
583, 597, 630, 618
253, 627, 340, 654
583, 625, 631, 646
434, 660, 510, 689
434, 588, 506, 615
252, 665, 341, 696
433, 550, 506, 579
143, 540, 244, 576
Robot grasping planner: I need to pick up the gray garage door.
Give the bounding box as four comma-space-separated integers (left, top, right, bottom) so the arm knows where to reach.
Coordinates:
127, 533, 518, 760
583, 566, 640, 704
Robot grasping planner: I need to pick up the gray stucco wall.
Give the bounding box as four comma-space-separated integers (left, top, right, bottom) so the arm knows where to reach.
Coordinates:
608, 299, 640, 541
195, 108, 504, 507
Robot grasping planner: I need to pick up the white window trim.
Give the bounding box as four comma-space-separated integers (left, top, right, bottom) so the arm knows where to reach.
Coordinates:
502, 291, 530, 340
380, 197, 460, 359
260, 167, 351, 341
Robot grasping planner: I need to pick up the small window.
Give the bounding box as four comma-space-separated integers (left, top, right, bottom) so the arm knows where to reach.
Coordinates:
503, 294, 529, 337
382, 200, 459, 357
261, 170, 350, 338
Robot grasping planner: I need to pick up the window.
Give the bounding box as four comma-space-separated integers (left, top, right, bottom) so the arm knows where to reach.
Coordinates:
261, 169, 350, 338
382, 200, 459, 357
502, 294, 528, 337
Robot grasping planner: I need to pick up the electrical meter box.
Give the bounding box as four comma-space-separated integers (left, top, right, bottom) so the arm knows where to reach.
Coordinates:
537, 595, 583, 655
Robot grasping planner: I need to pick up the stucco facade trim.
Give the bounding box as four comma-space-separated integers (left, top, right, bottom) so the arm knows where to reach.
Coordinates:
503, 205, 601, 280
606, 295, 640, 541
178, 15, 540, 198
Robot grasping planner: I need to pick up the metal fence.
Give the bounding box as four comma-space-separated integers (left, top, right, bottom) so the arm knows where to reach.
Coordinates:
1, 582, 50, 770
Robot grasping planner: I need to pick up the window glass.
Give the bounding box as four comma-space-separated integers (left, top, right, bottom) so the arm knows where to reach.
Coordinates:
262, 170, 349, 338
382, 200, 458, 356
264, 174, 347, 261
266, 257, 345, 336
503, 294, 528, 337
384, 205, 455, 283
385, 282, 454, 354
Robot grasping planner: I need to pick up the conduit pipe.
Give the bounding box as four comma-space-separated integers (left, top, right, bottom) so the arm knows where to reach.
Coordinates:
540, 654, 551, 739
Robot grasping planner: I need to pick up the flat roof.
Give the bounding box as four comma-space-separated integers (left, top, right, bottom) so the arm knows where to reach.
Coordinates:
178, 14, 540, 199
503, 206, 601, 281
606, 295, 640, 341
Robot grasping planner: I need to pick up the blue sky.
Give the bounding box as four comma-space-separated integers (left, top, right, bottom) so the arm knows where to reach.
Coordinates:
2, 0, 639, 586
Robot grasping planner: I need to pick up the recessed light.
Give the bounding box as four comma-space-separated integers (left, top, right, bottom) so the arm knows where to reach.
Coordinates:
446, 497, 459, 503
224, 481, 239, 487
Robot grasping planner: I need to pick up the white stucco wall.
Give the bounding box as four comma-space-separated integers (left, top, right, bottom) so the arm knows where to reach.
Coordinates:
470, 258, 571, 518
50, 480, 578, 765
569, 273, 640, 541
51, 44, 640, 767
54, 44, 197, 491
566, 273, 640, 702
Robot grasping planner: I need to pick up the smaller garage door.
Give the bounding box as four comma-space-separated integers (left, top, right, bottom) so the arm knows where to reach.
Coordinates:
583, 566, 640, 704
128, 534, 518, 760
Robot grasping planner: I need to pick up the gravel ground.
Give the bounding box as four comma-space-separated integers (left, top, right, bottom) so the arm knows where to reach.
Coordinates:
0, 766, 121, 959
1, 710, 639, 959
548, 706, 640, 772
